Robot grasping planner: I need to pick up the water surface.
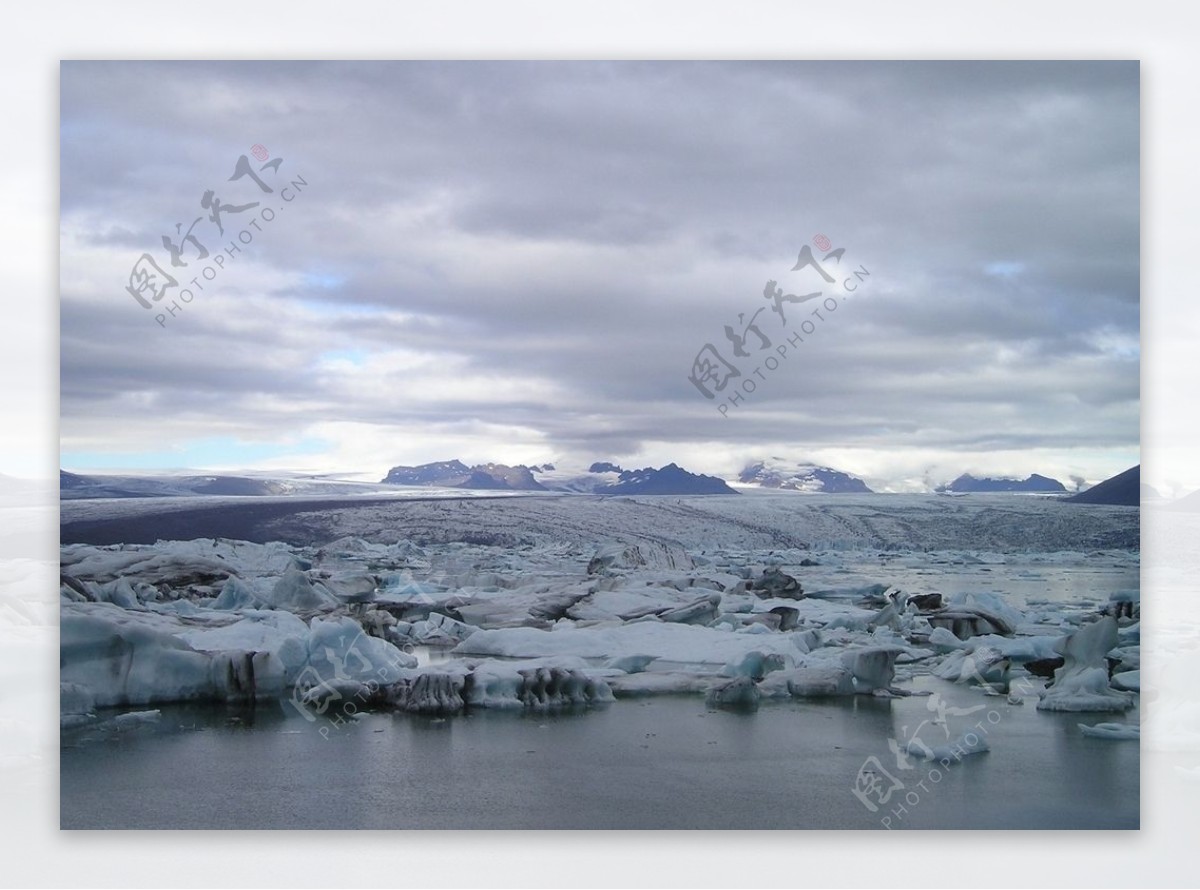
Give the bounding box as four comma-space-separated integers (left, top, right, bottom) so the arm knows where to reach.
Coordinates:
61, 678, 1138, 830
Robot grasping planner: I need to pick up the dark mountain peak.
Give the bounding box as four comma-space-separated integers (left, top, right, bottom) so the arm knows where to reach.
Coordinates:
1066, 466, 1140, 506
936, 473, 1067, 493
596, 463, 736, 496
381, 459, 546, 491
588, 461, 623, 474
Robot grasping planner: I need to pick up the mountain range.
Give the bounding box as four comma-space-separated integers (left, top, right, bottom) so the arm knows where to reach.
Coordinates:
58, 462, 1145, 501
379, 461, 736, 495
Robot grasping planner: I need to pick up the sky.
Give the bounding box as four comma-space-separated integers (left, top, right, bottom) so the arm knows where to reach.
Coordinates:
59, 61, 1140, 492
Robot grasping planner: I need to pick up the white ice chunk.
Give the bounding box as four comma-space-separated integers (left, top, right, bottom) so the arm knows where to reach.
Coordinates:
931, 647, 1010, 686
408, 612, 478, 644
454, 621, 801, 668
460, 659, 613, 710
605, 654, 657, 673
928, 626, 969, 653
61, 602, 276, 707
841, 647, 899, 693
908, 731, 990, 761
305, 616, 417, 687
1038, 616, 1135, 712
265, 566, 340, 611
607, 671, 712, 697
1112, 669, 1140, 692
1079, 722, 1139, 740
211, 577, 267, 610
771, 666, 856, 698
108, 709, 162, 729
720, 650, 791, 680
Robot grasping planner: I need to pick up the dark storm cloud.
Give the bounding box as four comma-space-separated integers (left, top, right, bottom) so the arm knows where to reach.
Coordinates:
60, 61, 1139, 479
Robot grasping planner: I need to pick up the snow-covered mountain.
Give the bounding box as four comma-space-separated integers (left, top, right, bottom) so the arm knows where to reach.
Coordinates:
936, 473, 1066, 494
532, 464, 624, 493
737, 459, 872, 493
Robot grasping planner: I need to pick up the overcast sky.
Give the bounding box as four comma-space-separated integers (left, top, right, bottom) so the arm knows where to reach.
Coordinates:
59, 61, 1139, 491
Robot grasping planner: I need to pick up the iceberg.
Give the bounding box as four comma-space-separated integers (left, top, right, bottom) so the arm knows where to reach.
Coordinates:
60, 602, 415, 712
265, 566, 340, 611
460, 660, 613, 710
841, 647, 900, 693
387, 672, 467, 714
767, 666, 856, 698
61, 602, 280, 707
720, 650, 790, 680
1038, 616, 1135, 712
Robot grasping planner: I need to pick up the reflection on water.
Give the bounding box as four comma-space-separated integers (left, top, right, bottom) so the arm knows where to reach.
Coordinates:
61, 685, 1138, 830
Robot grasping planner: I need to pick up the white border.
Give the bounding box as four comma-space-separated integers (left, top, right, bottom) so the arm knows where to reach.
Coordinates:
5, 1, 1197, 886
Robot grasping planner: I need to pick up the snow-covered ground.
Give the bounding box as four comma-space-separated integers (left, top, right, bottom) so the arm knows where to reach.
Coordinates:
61, 489, 1139, 551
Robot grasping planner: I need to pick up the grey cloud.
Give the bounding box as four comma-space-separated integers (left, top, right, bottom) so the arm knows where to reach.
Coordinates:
60, 61, 1139, 477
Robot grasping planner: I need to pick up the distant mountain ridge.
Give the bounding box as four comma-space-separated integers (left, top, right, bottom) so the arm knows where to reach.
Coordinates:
58, 471, 373, 499
738, 460, 872, 493
936, 473, 1066, 494
381, 460, 547, 491
381, 460, 736, 495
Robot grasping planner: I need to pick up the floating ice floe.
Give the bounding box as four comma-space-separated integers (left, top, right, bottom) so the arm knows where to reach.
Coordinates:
1079, 722, 1139, 740
756, 647, 901, 699
907, 730, 990, 761
1038, 616, 1135, 712
60, 601, 415, 710
924, 591, 1023, 639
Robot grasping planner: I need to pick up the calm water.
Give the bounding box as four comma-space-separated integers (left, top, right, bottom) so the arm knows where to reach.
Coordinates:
61, 677, 1138, 829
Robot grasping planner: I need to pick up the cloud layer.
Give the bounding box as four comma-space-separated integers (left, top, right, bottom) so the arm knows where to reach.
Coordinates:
60, 61, 1139, 489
